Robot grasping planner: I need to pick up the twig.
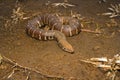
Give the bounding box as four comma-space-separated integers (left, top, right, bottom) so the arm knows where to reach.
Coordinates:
81, 29, 102, 34
25, 72, 31, 80
2, 55, 64, 79
7, 69, 16, 79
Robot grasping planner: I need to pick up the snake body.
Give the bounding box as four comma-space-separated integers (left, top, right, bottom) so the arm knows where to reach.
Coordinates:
26, 14, 81, 53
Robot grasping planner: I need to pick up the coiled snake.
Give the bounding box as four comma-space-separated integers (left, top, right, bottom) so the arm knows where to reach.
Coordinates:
26, 14, 81, 53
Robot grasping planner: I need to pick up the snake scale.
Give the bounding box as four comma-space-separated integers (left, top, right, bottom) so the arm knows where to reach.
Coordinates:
26, 14, 81, 53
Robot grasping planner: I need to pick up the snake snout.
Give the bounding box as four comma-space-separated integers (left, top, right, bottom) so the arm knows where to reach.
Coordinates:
62, 43, 74, 53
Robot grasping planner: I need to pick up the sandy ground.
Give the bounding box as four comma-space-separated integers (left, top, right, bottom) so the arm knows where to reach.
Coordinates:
0, 0, 120, 80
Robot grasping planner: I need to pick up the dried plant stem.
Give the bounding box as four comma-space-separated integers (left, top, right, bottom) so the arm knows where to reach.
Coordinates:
7, 69, 16, 79
2, 55, 64, 79
81, 29, 101, 34
25, 72, 30, 80
81, 54, 120, 80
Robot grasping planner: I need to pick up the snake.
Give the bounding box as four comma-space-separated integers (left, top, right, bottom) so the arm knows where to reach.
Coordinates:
26, 14, 81, 53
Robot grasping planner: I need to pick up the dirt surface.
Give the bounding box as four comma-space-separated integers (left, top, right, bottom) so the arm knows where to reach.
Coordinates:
0, 0, 120, 80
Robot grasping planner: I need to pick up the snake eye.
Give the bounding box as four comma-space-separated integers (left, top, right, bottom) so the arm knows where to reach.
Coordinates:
62, 47, 70, 53
62, 47, 67, 51
62, 47, 74, 53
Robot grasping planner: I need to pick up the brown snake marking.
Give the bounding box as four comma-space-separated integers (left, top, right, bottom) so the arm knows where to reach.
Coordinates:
26, 14, 81, 53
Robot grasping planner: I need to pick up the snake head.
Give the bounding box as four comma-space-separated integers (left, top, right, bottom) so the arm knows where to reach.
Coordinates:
58, 39, 74, 53
62, 45, 74, 53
